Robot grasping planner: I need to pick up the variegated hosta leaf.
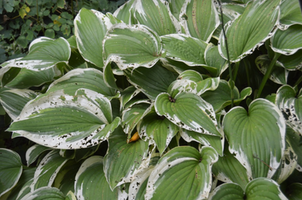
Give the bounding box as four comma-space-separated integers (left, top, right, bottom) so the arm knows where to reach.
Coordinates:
145, 146, 218, 200
276, 85, 302, 135
255, 54, 288, 85
74, 8, 112, 68
0, 88, 37, 120
30, 150, 69, 190
209, 178, 287, 200
271, 25, 302, 56
47, 68, 118, 98
124, 64, 178, 100
103, 24, 162, 70
201, 80, 252, 112
113, 0, 136, 24
1, 67, 61, 89
26, 144, 50, 167
161, 34, 207, 66
278, 49, 302, 71
169, 0, 186, 19
286, 126, 302, 171
19, 187, 66, 200
167, 70, 220, 97
279, 0, 302, 30
223, 99, 286, 179
138, 111, 179, 154
133, 0, 180, 35
204, 44, 228, 76
180, 0, 220, 42
103, 127, 150, 190
180, 129, 224, 156
0, 148, 23, 197
155, 92, 222, 136
75, 156, 119, 200
212, 148, 249, 188
122, 102, 152, 135
120, 86, 140, 109
0, 37, 70, 70
7, 89, 120, 149
219, 0, 280, 62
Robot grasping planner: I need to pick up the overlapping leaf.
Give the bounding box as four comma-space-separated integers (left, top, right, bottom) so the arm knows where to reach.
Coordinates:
279, 0, 302, 29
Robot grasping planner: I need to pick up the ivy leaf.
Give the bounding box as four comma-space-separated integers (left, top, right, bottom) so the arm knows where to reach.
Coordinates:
223, 99, 286, 179
145, 146, 218, 200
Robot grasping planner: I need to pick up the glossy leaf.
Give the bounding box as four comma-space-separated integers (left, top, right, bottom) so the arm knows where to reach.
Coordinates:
155, 92, 222, 136
103, 127, 150, 190
219, 0, 280, 62
180, 0, 219, 42
145, 146, 218, 200
223, 99, 286, 179
276, 85, 302, 135
0, 148, 23, 197
8, 89, 120, 149
1, 37, 71, 70
74, 8, 112, 68
75, 156, 119, 200
133, 0, 179, 35
103, 24, 162, 70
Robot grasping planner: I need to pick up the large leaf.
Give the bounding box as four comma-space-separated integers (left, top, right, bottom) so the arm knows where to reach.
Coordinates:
155, 92, 222, 136
209, 178, 287, 200
279, 0, 302, 29
74, 156, 119, 200
133, 0, 179, 35
8, 89, 120, 149
103, 24, 162, 70
145, 146, 218, 200
271, 25, 302, 55
161, 34, 207, 66
0, 37, 70, 70
124, 64, 178, 100
0, 88, 37, 120
179, 0, 219, 42
218, 0, 280, 62
223, 99, 286, 179
276, 85, 302, 135
74, 8, 112, 68
103, 127, 150, 190
0, 148, 23, 197
138, 111, 179, 154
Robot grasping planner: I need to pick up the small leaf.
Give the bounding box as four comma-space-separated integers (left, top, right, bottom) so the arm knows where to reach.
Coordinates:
0, 148, 23, 197
145, 146, 218, 200
103, 24, 162, 70
155, 92, 222, 136
26, 144, 50, 167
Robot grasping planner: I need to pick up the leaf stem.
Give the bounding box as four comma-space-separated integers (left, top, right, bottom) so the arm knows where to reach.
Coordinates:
257, 52, 281, 98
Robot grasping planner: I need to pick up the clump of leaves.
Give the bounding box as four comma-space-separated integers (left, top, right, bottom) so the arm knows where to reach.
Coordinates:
1, 0, 302, 199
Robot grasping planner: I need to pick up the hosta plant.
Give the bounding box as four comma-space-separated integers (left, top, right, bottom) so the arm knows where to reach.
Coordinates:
1, 0, 302, 199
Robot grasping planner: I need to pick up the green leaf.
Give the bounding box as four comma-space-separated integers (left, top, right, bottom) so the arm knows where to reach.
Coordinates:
279, 0, 302, 29
45, 29, 55, 38
208, 183, 244, 200
145, 146, 218, 200
1, 37, 71, 70
133, 0, 179, 35
219, 0, 280, 62
8, 89, 120, 149
138, 111, 179, 154
286, 126, 302, 170
113, 0, 136, 24
19, 187, 65, 200
180, 0, 220, 42
278, 49, 302, 71
169, 0, 186, 19
155, 92, 222, 136
124, 64, 178, 100
47, 68, 117, 98
284, 183, 302, 200
103, 127, 150, 190
26, 144, 50, 166
161, 34, 207, 66
204, 44, 228, 76
74, 8, 112, 68
30, 150, 69, 190
276, 85, 302, 135
103, 24, 162, 70
271, 25, 302, 55
201, 80, 252, 112
75, 156, 119, 200
223, 99, 286, 179
0, 148, 23, 197
0, 88, 37, 120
